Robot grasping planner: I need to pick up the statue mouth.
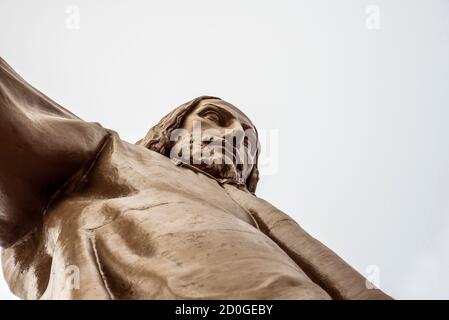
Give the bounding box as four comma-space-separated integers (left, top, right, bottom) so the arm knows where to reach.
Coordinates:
202, 143, 246, 166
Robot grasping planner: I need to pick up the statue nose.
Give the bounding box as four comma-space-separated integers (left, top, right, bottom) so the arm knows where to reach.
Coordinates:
223, 126, 245, 146
233, 120, 246, 135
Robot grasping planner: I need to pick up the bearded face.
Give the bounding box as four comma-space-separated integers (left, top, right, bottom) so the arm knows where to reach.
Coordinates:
169, 99, 258, 185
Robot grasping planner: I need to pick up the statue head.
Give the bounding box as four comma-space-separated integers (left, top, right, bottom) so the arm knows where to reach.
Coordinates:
137, 96, 260, 193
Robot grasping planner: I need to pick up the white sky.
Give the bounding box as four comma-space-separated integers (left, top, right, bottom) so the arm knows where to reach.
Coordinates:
1, 0, 448, 299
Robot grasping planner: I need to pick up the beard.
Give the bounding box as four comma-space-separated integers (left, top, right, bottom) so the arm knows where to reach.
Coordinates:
192, 152, 243, 182
170, 137, 246, 184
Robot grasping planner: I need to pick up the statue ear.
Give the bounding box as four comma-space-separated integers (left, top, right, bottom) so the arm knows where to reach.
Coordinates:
246, 166, 259, 194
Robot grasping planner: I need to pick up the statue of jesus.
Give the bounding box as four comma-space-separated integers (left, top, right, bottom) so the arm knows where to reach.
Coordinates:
0, 58, 391, 300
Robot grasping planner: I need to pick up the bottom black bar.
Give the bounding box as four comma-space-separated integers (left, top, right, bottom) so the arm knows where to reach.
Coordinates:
0, 300, 444, 319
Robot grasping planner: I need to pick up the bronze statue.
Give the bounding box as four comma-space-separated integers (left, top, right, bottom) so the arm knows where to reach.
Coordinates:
0, 57, 392, 299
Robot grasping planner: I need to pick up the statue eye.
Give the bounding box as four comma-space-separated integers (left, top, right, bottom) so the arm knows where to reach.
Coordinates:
201, 110, 223, 124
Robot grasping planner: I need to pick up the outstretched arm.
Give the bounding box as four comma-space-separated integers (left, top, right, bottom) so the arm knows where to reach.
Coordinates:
224, 184, 393, 300
0, 58, 109, 248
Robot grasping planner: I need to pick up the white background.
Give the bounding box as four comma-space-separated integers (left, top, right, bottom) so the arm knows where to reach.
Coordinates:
1, 0, 448, 299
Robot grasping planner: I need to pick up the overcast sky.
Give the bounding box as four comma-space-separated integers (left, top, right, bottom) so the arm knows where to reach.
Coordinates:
1, 0, 448, 299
